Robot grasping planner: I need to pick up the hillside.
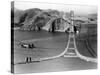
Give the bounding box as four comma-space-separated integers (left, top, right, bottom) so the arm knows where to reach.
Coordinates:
11, 7, 97, 31
12, 8, 63, 30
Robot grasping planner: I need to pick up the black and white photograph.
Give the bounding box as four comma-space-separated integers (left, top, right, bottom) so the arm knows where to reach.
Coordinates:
11, 1, 97, 74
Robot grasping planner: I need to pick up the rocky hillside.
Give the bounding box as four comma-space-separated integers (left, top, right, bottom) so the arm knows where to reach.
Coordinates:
11, 8, 24, 27
20, 9, 65, 31
11, 7, 66, 31
11, 6, 97, 31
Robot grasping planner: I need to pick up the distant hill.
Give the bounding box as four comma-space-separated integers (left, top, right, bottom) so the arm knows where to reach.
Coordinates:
87, 14, 97, 19
20, 8, 62, 30
12, 7, 63, 30
21, 8, 42, 25
11, 7, 97, 31
14, 8, 24, 24
11, 5, 24, 27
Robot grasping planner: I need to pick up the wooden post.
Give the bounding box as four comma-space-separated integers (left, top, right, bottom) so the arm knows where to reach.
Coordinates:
30, 57, 32, 62
26, 57, 28, 62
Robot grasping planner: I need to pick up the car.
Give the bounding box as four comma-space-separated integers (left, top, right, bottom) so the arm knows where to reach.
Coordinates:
20, 43, 35, 49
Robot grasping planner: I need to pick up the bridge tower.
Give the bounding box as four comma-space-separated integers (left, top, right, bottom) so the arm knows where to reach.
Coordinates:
63, 11, 78, 57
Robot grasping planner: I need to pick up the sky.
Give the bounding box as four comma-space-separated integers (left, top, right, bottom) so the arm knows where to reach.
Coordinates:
14, 1, 97, 15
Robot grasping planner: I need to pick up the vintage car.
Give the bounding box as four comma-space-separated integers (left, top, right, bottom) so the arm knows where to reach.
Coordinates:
20, 43, 35, 49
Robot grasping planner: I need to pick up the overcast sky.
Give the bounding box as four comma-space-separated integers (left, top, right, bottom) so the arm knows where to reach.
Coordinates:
14, 1, 97, 15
